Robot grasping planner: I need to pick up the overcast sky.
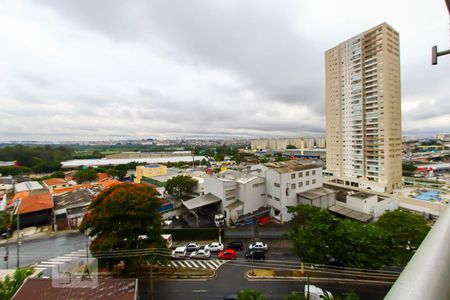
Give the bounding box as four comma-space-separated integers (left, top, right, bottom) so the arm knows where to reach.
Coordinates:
0, 0, 449, 141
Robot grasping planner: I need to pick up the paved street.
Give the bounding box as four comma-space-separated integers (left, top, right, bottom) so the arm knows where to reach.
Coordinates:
1, 231, 87, 269
141, 262, 391, 300
140, 245, 391, 300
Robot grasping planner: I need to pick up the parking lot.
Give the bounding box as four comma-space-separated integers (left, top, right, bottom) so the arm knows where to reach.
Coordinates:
170, 239, 296, 263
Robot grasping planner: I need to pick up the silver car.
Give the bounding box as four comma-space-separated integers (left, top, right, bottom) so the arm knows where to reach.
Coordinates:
190, 249, 211, 259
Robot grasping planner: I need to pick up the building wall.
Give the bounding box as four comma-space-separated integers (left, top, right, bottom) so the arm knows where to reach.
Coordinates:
134, 164, 167, 183
255, 164, 323, 222
346, 194, 378, 214
325, 23, 402, 193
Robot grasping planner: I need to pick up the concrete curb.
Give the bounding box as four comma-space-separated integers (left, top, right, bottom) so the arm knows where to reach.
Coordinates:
245, 271, 394, 285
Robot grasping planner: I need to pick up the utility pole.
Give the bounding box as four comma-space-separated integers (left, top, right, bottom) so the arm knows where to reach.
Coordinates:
16, 211, 20, 269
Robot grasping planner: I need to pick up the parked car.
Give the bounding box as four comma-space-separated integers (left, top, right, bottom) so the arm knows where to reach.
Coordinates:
226, 241, 243, 251
304, 285, 333, 300
185, 242, 201, 251
190, 249, 211, 259
257, 216, 271, 225
205, 242, 224, 252
223, 293, 238, 300
218, 249, 237, 260
249, 241, 268, 251
171, 246, 187, 259
245, 249, 265, 260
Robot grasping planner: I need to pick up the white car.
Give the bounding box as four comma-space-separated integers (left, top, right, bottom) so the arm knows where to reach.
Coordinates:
249, 241, 268, 251
190, 249, 211, 259
304, 285, 333, 300
185, 242, 201, 251
205, 242, 224, 252
171, 246, 187, 259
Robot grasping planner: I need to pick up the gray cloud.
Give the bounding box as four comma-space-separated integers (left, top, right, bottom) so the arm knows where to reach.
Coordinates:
0, 0, 449, 141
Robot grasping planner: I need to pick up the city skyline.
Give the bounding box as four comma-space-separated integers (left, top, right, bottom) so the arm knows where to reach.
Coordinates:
0, 0, 449, 142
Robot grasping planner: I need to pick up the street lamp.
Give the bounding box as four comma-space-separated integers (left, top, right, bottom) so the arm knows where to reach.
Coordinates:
431, 0, 450, 64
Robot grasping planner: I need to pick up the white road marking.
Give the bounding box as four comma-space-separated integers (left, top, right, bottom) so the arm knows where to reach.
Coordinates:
196, 261, 207, 268
192, 290, 208, 293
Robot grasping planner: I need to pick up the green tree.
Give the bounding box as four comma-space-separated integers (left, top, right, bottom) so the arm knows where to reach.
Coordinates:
237, 289, 266, 300
79, 183, 164, 272
375, 210, 430, 264
0, 268, 34, 300
164, 175, 198, 198
50, 171, 66, 178
286, 145, 297, 149
288, 205, 395, 269
288, 205, 337, 264
0, 212, 11, 234
73, 168, 98, 183
331, 220, 393, 269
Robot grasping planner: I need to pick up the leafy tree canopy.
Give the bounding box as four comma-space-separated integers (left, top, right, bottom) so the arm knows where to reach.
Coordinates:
0, 268, 34, 300
79, 183, 164, 271
73, 168, 98, 183
165, 175, 198, 197
287, 205, 423, 269
375, 210, 430, 264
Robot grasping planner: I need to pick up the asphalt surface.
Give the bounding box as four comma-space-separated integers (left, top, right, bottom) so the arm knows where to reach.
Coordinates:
140, 245, 391, 300
1, 231, 87, 269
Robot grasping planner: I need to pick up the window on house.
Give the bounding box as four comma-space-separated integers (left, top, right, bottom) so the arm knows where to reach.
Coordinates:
306, 171, 310, 176
299, 172, 303, 177
291, 173, 296, 179
299, 182, 303, 187
312, 179, 316, 184
291, 183, 296, 189
306, 180, 310, 186
274, 197, 280, 201
267, 194, 273, 199
274, 183, 280, 187
312, 170, 316, 175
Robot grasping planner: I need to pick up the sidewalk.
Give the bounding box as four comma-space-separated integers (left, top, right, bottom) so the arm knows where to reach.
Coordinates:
0, 229, 81, 246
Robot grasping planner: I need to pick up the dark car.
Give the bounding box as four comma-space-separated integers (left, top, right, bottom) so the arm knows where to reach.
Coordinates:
223, 293, 238, 300
245, 249, 265, 260
226, 241, 243, 251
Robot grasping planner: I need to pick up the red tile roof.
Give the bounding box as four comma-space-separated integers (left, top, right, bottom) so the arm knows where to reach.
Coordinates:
42, 178, 67, 186
7, 191, 30, 208
97, 172, 110, 181
53, 184, 93, 195
13, 278, 137, 300
18, 193, 53, 214
100, 179, 122, 189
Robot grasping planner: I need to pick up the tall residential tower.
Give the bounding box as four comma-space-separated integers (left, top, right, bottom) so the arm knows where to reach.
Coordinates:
325, 23, 402, 193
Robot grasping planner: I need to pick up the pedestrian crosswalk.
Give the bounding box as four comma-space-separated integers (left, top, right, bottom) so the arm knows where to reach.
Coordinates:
33, 249, 91, 272
163, 259, 228, 270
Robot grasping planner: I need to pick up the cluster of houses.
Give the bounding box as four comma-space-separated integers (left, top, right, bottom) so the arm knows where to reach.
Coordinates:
0, 159, 403, 235
0, 173, 121, 231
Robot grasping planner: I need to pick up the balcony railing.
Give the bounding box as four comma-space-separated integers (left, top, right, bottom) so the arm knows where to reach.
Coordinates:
385, 206, 450, 300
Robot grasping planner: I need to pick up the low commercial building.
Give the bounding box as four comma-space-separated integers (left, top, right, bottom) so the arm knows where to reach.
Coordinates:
14, 181, 44, 194
0, 176, 14, 195
297, 187, 336, 209
329, 191, 398, 222
53, 188, 98, 230
134, 164, 168, 183
17, 193, 53, 228
42, 178, 70, 192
